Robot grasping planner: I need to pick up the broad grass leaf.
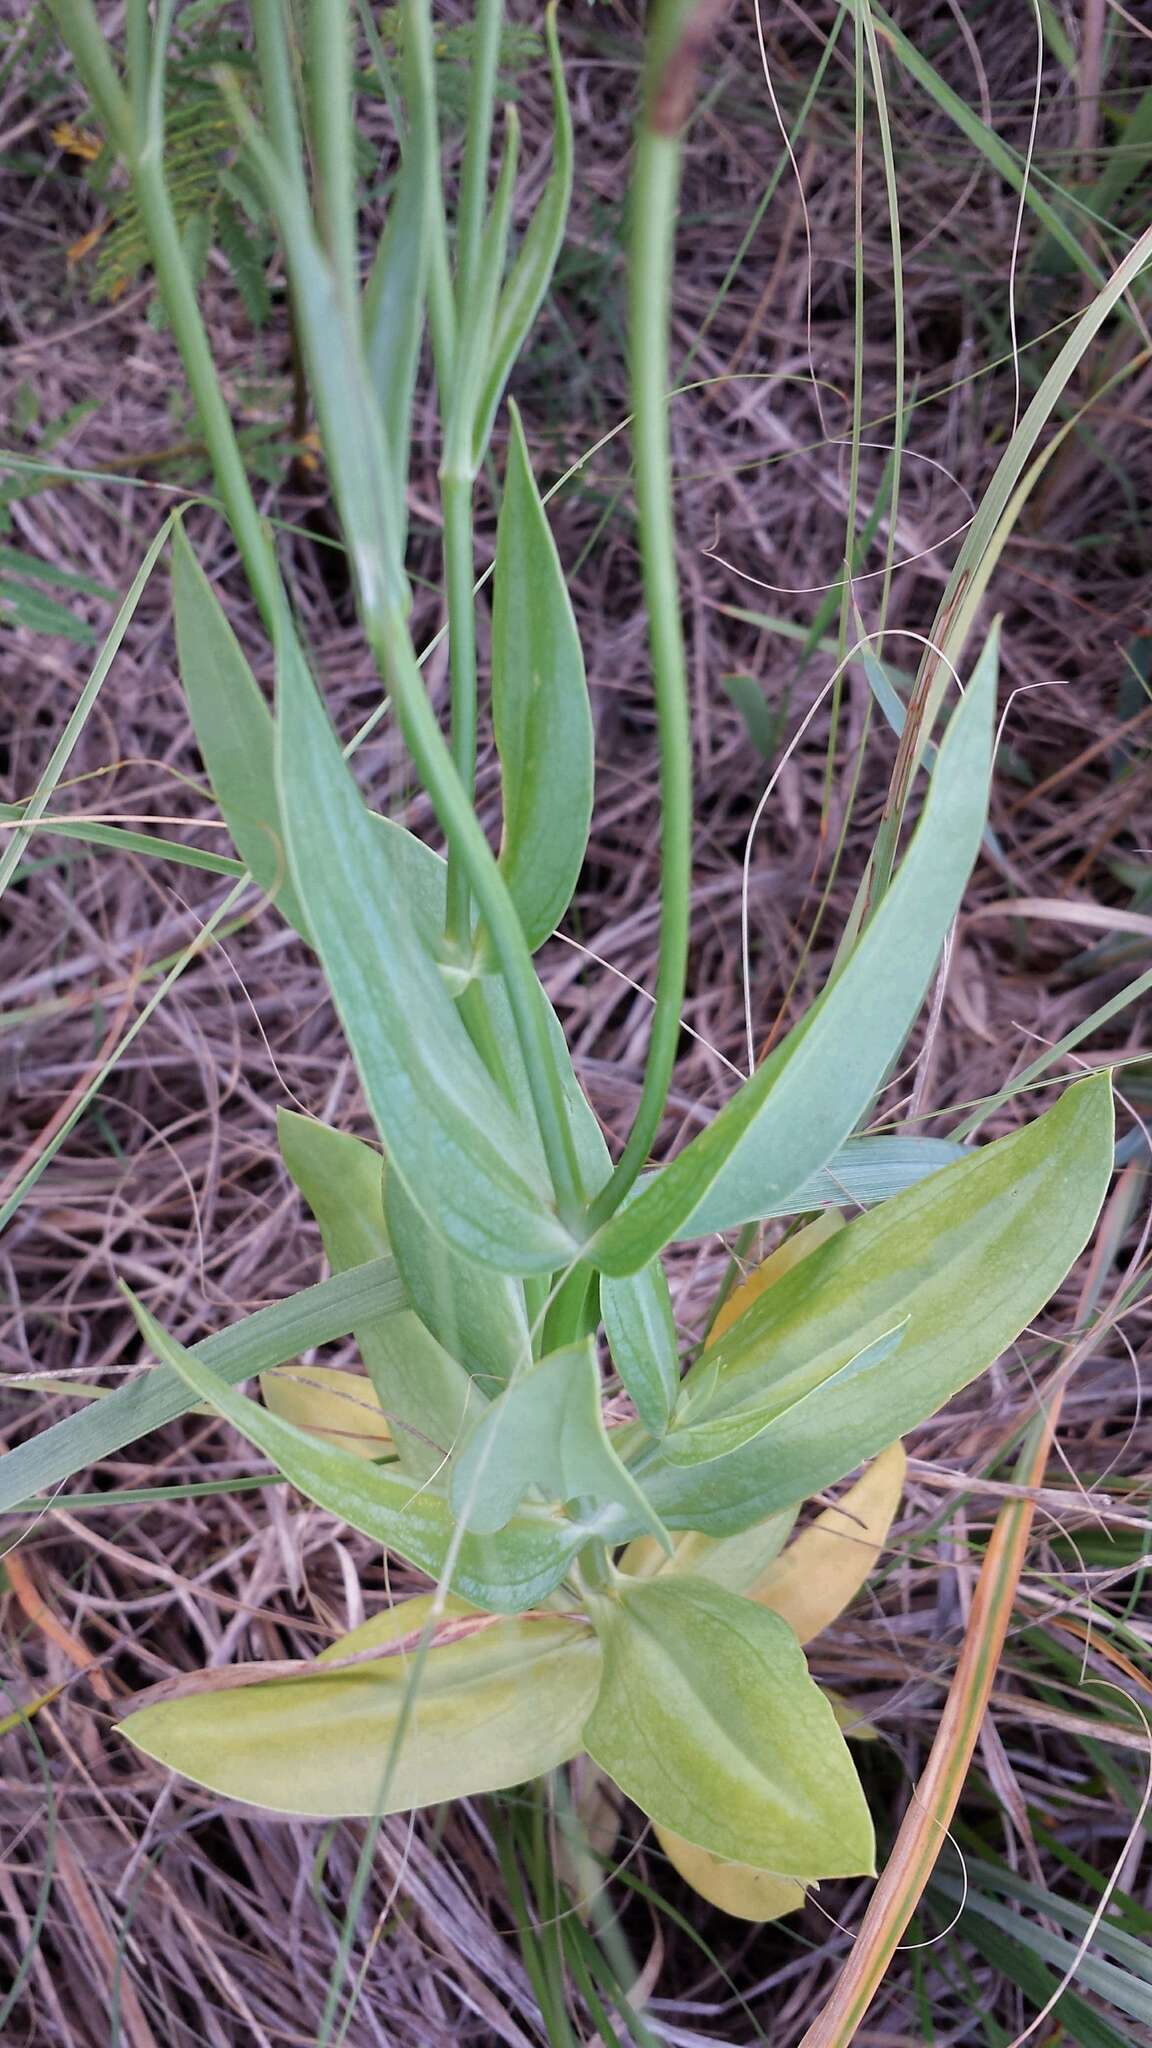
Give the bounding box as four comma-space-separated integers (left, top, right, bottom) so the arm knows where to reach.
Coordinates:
0, 1258, 406, 1514
449, 1339, 667, 1545
490, 402, 593, 952
589, 633, 999, 1274
171, 525, 307, 930
121, 1594, 600, 1818
275, 621, 577, 1275
748, 1442, 907, 1641
260, 1364, 392, 1459
583, 1577, 874, 1876
637, 1072, 1114, 1533
278, 1108, 481, 1480
601, 1255, 679, 1438
127, 1297, 594, 1613
654, 1827, 807, 1922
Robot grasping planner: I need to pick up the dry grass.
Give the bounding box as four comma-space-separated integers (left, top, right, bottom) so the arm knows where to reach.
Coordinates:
1, 2, 1150, 2042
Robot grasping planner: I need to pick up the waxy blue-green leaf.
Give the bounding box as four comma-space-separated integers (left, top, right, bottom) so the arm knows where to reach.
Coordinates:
473, 5, 574, 454
363, 141, 426, 556
668, 1133, 967, 1238
635, 1072, 1114, 1533
127, 1296, 594, 1613
489, 401, 593, 953
275, 621, 577, 1275
664, 1319, 910, 1466
0, 1257, 406, 1515
171, 524, 307, 931
583, 1577, 874, 1875
601, 1255, 679, 1438
383, 1170, 531, 1395
121, 1594, 600, 1818
589, 631, 1000, 1273
278, 1109, 480, 1480
450, 1339, 668, 1545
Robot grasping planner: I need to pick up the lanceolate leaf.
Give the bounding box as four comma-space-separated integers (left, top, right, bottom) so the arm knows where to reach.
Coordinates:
278, 1109, 481, 1480
583, 1577, 874, 1876
474, 4, 574, 453
0, 1258, 406, 1515
450, 1340, 667, 1545
636, 1072, 1114, 1534
589, 632, 1000, 1274
601, 1255, 679, 1438
275, 620, 577, 1275
363, 139, 427, 553
670, 1133, 968, 1242
127, 1297, 595, 1613
384, 1168, 531, 1395
664, 1320, 910, 1466
277, 1109, 391, 1269
171, 524, 307, 931
121, 1594, 600, 1818
490, 402, 593, 953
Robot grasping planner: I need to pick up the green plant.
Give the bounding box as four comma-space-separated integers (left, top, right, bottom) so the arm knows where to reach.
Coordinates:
24, 0, 1117, 1923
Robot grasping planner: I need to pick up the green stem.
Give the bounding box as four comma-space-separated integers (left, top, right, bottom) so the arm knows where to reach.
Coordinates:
369, 609, 586, 1230
442, 472, 478, 944
309, 0, 359, 301
587, 115, 692, 1231
455, 0, 503, 305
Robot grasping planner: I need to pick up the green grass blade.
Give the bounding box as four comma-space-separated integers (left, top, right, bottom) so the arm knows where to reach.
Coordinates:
0, 1257, 405, 1514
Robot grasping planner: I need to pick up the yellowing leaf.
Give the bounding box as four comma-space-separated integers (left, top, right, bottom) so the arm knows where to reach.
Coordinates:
707, 1213, 844, 1348
748, 1441, 907, 1643
260, 1364, 391, 1459
122, 1594, 601, 1818
654, 1824, 808, 1922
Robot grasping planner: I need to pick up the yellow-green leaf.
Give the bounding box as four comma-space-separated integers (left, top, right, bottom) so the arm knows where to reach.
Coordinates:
260, 1365, 391, 1459
654, 1825, 808, 1923
583, 1576, 874, 1876
639, 1072, 1113, 1533
121, 1594, 600, 1818
707, 1213, 844, 1347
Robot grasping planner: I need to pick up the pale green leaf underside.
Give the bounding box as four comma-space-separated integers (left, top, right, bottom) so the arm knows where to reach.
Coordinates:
584, 1576, 874, 1875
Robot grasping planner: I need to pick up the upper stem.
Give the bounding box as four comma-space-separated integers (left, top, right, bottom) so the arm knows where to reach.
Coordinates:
586, 113, 692, 1232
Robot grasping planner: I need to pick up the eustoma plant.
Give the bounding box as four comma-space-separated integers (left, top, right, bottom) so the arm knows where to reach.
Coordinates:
25, 0, 1115, 1918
